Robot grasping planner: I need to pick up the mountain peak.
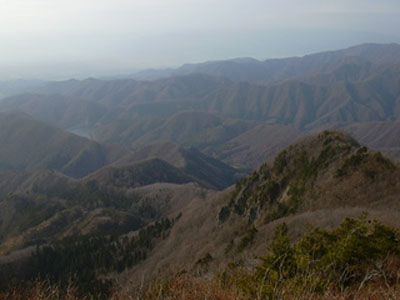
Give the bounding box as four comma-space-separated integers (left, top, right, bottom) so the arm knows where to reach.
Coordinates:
219, 130, 397, 224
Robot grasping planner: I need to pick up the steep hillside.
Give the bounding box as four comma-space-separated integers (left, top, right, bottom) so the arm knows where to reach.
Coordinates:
343, 121, 400, 158
132, 111, 255, 149
0, 113, 125, 177
118, 131, 400, 286
221, 131, 399, 224
1, 131, 400, 298
0, 169, 73, 198
208, 124, 302, 169
198, 67, 400, 128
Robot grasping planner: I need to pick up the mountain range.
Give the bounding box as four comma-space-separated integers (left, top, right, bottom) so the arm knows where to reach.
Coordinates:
131, 43, 400, 82
1, 43, 399, 170
0, 43, 400, 298
1, 131, 399, 298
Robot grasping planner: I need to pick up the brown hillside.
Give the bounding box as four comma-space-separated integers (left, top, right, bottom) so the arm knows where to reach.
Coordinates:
118, 131, 400, 287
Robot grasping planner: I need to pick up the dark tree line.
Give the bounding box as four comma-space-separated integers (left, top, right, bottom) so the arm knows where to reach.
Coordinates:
2, 217, 175, 298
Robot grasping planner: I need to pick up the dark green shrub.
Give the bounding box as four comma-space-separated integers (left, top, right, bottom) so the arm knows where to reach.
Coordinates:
264, 202, 289, 223
218, 206, 231, 223
237, 226, 258, 253
251, 214, 400, 298
273, 150, 288, 174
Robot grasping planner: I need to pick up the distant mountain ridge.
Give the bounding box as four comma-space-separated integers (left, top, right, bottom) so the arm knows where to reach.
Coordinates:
0, 43, 399, 170
131, 43, 400, 83
116, 142, 243, 189
0, 112, 125, 178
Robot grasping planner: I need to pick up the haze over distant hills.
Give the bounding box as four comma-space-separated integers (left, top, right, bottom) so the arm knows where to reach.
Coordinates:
1, 43, 400, 298
131, 43, 400, 82
0, 112, 125, 177
1, 43, 399, 169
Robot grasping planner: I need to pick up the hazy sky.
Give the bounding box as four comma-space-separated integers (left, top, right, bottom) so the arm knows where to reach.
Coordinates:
0, 0, 400, 79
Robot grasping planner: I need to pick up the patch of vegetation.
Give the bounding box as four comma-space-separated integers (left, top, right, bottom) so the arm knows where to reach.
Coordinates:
12, 197, 62, 233
222, 215, 400, 299
336, 147, 368, 177
225, 133, 352, 224
1, 217, 176, 298
236, 226, 258, 253
264, 202, 289, 223
220, 133, 396, 228
273, 150, 288, 174
32, 180, 135, 210
4, 216, 400, 299
265, 180, 281, 201
233, 196, 248, 216
218, 206, 231, 223
336, 149, 395, 178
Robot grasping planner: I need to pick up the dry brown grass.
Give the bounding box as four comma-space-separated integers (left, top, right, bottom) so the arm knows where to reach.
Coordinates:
120, 273, 400, 300
116, 274, 241, 300
128, 275, 400, 300
2, 275, 400, 300
0, 280, 81, 300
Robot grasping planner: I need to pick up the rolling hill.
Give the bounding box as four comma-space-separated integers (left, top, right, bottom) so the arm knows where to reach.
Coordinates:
115, 142, 243, 189
0, 111, 243, 187
0, 161, 213, 255
86, 158, 199, 189
0, 113, 126, 177
0, 119, 242, 255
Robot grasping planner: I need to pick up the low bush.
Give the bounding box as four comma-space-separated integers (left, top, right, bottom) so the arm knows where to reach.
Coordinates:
227, 214, 400, 299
